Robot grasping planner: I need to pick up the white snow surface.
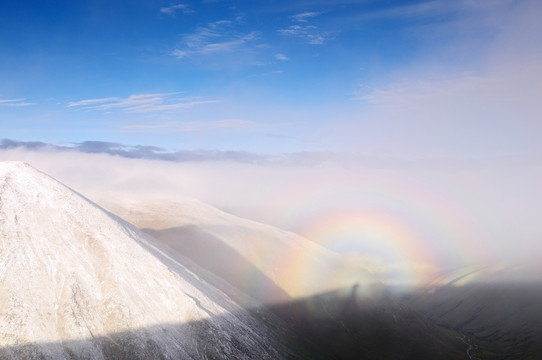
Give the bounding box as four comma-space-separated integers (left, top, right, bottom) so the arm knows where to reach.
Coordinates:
0, 162, 288, 359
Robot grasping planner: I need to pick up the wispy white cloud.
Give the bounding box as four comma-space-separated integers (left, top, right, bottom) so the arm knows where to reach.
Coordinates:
365, 0, 518, 22
274, 53, 288, 61
343, 0, 542, 158
360, 0, 454, 20
278, 10, 329, 45
171, 20, 260, 60
170, 49, 188, 59
346, 0, 519, 34
67, 97, 118, 107
0, 98, 35, 107
278, 25, 328, 44
68, 93, 217, 113
292, 11, 323, 22
307, 33, 326, 45
278, 25, 315, 36
160, 3, 191, 15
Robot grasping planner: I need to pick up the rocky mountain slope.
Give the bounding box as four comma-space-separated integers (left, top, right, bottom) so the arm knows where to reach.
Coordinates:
0, 162, 296, 359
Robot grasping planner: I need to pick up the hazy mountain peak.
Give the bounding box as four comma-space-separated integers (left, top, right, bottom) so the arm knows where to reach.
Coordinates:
0, 162, 290, 359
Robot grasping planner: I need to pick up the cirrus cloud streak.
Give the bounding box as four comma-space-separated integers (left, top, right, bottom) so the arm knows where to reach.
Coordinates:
67, 93, 217, 113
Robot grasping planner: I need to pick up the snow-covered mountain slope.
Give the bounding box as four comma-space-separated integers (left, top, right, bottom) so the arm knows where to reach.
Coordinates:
95, 195, 382, 304
0, 162, 294, 359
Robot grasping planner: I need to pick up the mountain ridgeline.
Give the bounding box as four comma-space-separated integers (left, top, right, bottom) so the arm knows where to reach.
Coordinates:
0, 162, 295, 359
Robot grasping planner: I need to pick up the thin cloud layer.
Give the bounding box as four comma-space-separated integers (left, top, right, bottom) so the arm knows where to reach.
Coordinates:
291, 11, 323, 23
0, 98, 35, 107
160, 3, 191, 16
171, 20, 260, 60
278, 8, 328, 44
1, 147, 542, 286
278, 25, 327, 45
338, 0, 542, 158
67, 93, 216, 114
4, 139, 542, 168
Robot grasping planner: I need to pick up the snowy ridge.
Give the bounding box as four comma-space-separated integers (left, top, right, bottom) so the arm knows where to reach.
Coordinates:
0, 162, 289, 359
96, 194, 380, 301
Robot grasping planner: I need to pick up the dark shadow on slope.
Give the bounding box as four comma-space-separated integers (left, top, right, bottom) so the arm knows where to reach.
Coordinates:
142, 226, 291, 304
134, 226, 466, 359
266, 285, 466, 360
98, 222, 467, 359
406, 282, 542, 360
0, 285, 468, 360
0, 318, 293, 360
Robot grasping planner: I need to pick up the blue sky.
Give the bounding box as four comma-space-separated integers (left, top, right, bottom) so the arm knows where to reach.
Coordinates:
1, 0, 541, 156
